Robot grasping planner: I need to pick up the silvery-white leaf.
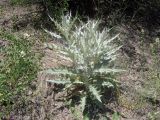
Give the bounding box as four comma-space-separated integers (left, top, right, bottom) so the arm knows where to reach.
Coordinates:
81, 96, 86, 112
89, 85, 102, 102
45, 69, 74, 75
46, 80, 71, 84
94, 68, 125, 73
73, 81, 84, 84
103, 34, 120, 46
102, 82, 114, 88
44, 29, 62, 39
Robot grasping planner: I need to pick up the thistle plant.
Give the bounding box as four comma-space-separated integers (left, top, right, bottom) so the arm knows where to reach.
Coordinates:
44, 14, 123, 114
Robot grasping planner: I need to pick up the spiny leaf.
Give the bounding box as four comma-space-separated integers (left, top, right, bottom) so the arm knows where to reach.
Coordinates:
73, 81, 84, 84
81, 96, 87, 113
89, 85, 102, 102
49, 13, 77, 39
63, 84, 72, 90
102, 81, 114, 88
94, 68, 125, 74
46, 80, 71, 84
44, 29, 62, 39
107, 46, 122, 56
45, 69, 74, 75
103, 34, 120, 45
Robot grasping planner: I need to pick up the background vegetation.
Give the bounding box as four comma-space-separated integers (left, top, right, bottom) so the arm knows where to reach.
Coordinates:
0, 31, 39, 116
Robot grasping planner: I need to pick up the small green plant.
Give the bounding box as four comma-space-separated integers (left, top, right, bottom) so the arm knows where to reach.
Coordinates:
44, 14, 123, 117
0, 31, 38, 115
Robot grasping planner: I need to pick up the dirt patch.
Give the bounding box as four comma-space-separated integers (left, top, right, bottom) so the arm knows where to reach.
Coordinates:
0, 1, 43, 30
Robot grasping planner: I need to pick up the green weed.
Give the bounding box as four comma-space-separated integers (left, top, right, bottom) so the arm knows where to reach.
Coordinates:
0, 31, 38, 115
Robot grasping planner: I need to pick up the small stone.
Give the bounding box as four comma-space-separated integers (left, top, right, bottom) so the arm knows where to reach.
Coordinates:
23, 33, 30, 38
27, 90, 33, 96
